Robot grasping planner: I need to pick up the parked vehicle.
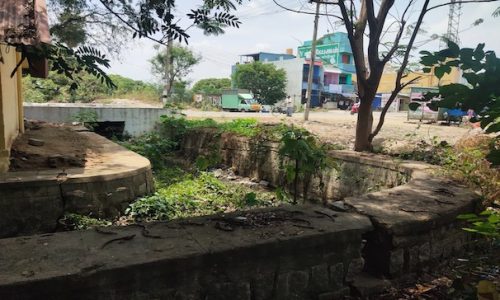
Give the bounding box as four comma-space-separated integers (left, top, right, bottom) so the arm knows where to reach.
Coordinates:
221, 90, 261, 112
407, 101, 438, 122
442, 108, 467, 125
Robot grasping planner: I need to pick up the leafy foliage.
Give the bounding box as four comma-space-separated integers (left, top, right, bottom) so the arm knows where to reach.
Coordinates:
47, 0, 129, 53
58, 213, 111, 230
23, 72, 161, 103
150, 44, 201, 97
233, 62, 287, 105
278, 127, 333, 204
192, 78, 231, 95
420, 41, 500, 165
126, 171, 278, 222
71, 109, 98, 130
120, 133, 178, 170
97, 0, 244, 44
458, 210, 499, 239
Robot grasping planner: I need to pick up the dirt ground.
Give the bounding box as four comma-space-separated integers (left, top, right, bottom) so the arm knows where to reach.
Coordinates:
9, 121, 104, 171
184, 110, 482, 152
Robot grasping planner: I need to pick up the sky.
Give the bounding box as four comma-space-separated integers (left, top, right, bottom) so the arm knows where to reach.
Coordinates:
107, 0, 500, 85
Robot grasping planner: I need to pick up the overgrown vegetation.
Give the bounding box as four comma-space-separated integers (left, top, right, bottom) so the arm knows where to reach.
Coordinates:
117, 117, 293, 223
458, 209, 500, 239
23, 72, 161, 103
394, 135, 499, 208
58, 213, 111, 230
279, 127, 334, 204
127, 171, 277, 222
66, 116, 332, 228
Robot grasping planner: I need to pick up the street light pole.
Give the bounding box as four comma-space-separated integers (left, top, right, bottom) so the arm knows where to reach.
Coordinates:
304, 1, 321, 121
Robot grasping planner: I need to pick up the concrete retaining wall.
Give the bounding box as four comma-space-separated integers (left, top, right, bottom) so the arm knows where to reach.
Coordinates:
0, 132, 154, 238
180, 129, 481, 279
24, 103, 168, 136
181, 129, 409, 201
0, 207, 371, 300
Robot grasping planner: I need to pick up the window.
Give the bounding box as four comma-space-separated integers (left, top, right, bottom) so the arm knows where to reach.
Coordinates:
342, 54, 350, 64
339, 75, 347, 84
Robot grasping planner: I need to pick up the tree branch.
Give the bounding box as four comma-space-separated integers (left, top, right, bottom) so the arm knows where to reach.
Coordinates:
272, 0, 344, 20
369, 0, 430, 142
97, 0, 167, 45
381, 0, 415, 64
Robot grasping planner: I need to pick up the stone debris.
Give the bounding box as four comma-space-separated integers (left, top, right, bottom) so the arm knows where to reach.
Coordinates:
259, 180, 270, 187
328, 201, 347, 212
28, 138, 44, 146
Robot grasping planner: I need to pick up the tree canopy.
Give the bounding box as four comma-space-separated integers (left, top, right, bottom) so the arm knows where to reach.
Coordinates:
419, 41, 500, 165
23, 72, 160, 103
150, 45, 201, 97
26, 1, 246, 92
192, 78, 232, 95
232, 62, 287, 105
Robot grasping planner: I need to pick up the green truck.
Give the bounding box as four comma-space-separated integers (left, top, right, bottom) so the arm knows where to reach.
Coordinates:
221, 90, 262, 112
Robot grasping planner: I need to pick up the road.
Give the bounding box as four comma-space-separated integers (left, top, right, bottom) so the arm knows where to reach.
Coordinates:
183, 109, 478, 152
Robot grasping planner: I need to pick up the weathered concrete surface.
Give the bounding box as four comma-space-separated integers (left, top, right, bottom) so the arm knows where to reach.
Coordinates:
0, 206, 372, 300
0, 132, 154, 238
345, 174, 480, 277
24, 103, 169, 137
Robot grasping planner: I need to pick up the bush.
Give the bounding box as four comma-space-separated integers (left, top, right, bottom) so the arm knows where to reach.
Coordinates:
126, 172, 277, 221
23, 72, 161, 103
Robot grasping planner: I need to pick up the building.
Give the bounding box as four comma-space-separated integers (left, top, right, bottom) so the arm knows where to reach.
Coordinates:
232, 33, 356, 109
375, 65, 462, 111
298, 32, 356, 108
0, 0, 50, 172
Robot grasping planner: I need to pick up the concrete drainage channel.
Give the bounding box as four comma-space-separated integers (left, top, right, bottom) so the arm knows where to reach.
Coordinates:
0, 129, 481, 299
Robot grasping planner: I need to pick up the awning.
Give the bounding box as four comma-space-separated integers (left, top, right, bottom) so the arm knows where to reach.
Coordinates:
323, 67, 342, 74
0, 0, 51, 46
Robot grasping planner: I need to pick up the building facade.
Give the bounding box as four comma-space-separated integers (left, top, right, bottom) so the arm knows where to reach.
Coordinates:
375, 66, 462, 111
232, 33, 357, 109
298, 32, 356, 108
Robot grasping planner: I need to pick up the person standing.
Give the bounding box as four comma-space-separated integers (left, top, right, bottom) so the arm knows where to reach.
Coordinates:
285, 96, 293, 117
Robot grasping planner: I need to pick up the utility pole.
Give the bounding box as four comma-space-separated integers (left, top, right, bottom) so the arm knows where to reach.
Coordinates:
304, 1, 321, 121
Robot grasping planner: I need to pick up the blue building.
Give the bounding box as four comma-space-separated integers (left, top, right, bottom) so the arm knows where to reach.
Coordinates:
298, 32, 357, 108
232, 35, 357, 109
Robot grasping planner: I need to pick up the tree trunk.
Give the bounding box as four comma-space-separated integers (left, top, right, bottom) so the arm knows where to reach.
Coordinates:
164, 38, 174, 98
354, 96, 374, 151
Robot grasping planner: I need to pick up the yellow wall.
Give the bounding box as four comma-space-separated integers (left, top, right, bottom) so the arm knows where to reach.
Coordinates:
0, 45, 23, 173
377, 67, 461, 94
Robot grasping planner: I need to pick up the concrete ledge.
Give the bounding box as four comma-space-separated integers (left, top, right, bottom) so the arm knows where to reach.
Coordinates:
0, 206, 372, 300
0, 132, 154, 238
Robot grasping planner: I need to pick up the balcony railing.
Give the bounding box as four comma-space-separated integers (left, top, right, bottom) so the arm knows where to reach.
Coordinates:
323, 84, 355, 94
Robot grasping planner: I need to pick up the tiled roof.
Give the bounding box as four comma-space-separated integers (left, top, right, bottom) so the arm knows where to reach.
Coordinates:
0, 0, 50, 46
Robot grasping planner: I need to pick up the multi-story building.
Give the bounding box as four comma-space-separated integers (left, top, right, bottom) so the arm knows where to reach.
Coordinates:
231, 32, 357, 109
297, 32, 356, 108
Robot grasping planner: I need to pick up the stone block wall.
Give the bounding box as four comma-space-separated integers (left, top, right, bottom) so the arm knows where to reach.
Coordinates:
181, 129, 409, 201
0, 132, 154, 238
0, 207, 372, 300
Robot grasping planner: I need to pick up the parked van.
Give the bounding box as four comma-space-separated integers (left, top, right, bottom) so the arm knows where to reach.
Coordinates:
221, 90, 262, 112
